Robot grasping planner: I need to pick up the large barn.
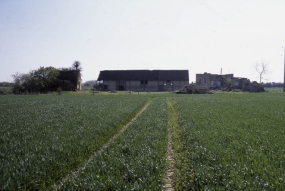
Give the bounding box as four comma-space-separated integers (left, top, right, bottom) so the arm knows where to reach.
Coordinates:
97, 70, 189, 91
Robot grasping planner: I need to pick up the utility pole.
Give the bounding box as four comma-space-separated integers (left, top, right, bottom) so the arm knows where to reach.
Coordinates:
283, 47, 285, 92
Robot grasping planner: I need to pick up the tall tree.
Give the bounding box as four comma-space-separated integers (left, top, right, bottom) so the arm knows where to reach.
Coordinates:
255, 62, 268, 83
72, 61, 81, 70
72, 61, 82, 90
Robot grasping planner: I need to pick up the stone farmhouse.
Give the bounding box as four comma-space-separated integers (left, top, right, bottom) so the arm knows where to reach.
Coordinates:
97, 70, 189, 91
196, 72, 248, 89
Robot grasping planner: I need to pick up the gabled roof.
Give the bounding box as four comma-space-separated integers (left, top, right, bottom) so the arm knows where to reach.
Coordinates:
97, 70, 189, 81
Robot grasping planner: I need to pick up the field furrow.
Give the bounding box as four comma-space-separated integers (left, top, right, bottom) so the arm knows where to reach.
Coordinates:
163, 99, 178, 191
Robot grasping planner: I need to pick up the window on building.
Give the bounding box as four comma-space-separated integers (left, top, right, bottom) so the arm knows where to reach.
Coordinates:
199, 78, 201, 84
204, 78, 206, 84
141, 80, 148, 84
166, 80, 170, 83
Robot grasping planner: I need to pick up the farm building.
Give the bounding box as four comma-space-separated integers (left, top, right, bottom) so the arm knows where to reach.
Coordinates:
196, 72, 248, 89
97, 70, 189, 91
57, 70, 82, 91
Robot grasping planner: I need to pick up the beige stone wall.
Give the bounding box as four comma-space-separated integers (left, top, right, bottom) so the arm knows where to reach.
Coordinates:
103, 80, 188, 91
157, 80, 189, 91
126, 81, 143, 91
146, 81, 159, 91
77, 77, 82, 90
197, 73, 245, 89
196, 74, 211, 88
77, 80, 82, 90
127, 81, 159, 91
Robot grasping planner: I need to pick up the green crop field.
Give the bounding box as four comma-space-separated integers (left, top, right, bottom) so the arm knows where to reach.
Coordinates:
172, 93, 285, 190
265, 87, 283, 93
1, 92, 285, 190
0, 94, 148, 190
62, 98, 168, 190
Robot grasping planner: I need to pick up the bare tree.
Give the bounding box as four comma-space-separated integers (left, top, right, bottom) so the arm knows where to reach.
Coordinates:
255, 62, 268, 83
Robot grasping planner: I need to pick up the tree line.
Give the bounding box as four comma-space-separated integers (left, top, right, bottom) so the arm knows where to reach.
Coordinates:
261, 82, 284, 88
0, 82, 14, 87
11, 61, 81, 94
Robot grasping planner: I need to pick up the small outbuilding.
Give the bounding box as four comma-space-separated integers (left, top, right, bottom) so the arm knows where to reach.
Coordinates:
57, 70, 82, 91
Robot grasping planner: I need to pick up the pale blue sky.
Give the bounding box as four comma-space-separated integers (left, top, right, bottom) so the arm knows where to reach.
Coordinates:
1, 0, 285, 83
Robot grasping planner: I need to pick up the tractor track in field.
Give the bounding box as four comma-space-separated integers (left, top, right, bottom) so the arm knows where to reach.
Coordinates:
52, 101, 151, 191
164, 127, 175, 191
164, 99, 177, 191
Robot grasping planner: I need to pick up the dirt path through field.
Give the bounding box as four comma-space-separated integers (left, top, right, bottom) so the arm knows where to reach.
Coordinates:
164, 99, 178, 191
52, 101, 151, 191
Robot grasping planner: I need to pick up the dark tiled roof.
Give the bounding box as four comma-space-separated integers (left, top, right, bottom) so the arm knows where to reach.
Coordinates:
97, 70, 189, 81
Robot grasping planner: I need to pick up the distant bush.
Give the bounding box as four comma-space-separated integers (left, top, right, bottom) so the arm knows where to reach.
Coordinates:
0, 88, 7, 95
57, 87, 62, 95
0, 82, 14, 87
0, 87, 12, 95
83, 80, 97, 87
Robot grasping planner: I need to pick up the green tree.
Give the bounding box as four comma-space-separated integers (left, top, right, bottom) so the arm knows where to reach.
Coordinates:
11, 72, 24, 94
33, 66, 59, 91
12, 66, 59, 93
